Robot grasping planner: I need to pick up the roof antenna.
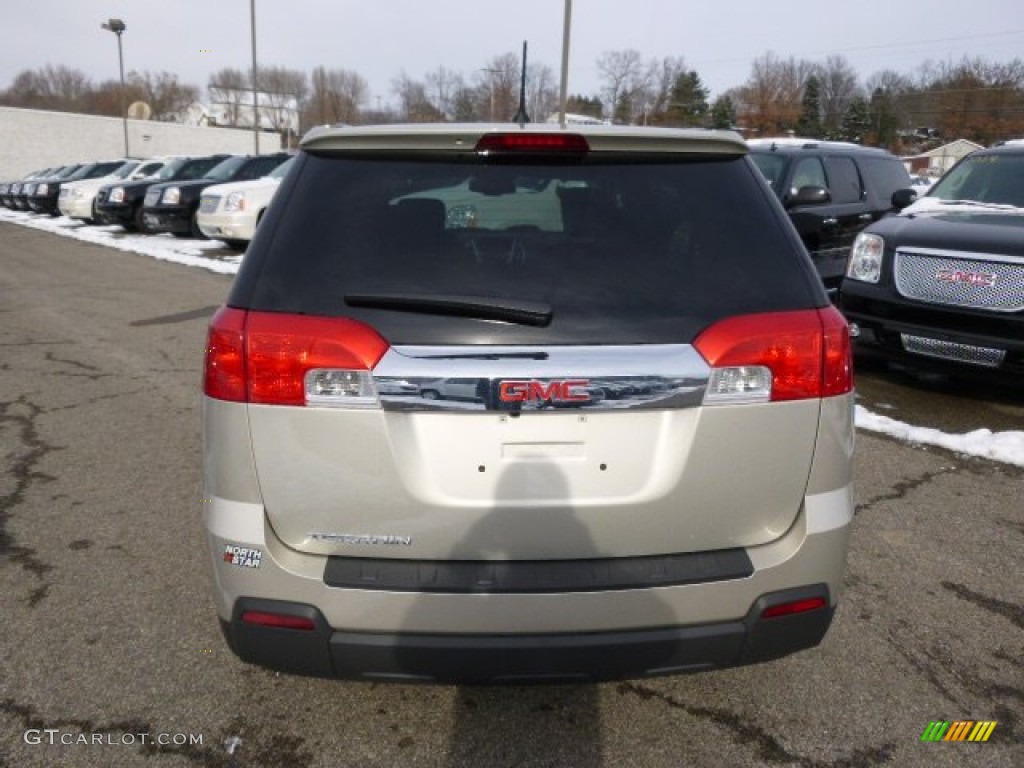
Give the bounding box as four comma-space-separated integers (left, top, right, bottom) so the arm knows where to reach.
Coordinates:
512, 40, 530, 126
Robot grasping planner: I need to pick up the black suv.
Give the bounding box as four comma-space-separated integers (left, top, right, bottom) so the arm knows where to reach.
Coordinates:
141, 153, 290, 238
841, 141, 1024, 378
95, 155, 230, 232
748, 139, 914, 296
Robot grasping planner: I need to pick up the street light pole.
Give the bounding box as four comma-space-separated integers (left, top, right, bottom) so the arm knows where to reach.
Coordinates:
558, 0, 573, 128
250, 0, 259, 153
101, 18, 129, 157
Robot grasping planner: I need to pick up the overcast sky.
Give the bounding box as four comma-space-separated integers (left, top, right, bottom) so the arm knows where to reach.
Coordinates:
2, 0, 1022, 107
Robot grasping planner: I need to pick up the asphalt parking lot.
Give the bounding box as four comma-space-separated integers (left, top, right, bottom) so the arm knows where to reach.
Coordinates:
0, 221, 1021, 767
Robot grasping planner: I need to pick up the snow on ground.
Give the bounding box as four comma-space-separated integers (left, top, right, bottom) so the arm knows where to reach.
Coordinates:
3, 207, 1023, 468
856, 405, 1024, 468
0, 208, 242, 275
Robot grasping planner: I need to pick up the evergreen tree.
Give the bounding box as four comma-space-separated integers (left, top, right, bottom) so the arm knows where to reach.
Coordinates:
840, 96, 871, 143
796, 75, 823, 138
666, 71, 709, 126
710, 95, 737, 130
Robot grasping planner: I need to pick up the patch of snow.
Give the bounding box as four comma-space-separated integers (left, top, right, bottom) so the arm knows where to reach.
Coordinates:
856, 405, 1024, 467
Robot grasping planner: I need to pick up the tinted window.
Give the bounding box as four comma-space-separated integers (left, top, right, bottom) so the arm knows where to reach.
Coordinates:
824, 157, 862, 204
858, 156, 912, 199
749, 153, 787, 194
789, 158, 827, 195
234, 153, 821, 345
178, 156, 228, 181
241, 155, 289, 180
154, 159, 189, 180
204, 156, 247, 181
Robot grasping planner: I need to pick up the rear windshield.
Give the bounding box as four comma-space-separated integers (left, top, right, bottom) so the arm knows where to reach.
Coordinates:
233, 152, 821, 345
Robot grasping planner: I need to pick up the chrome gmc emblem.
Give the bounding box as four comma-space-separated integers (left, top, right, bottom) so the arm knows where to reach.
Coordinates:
499, 379, 591, 403
936, 269, 997, 288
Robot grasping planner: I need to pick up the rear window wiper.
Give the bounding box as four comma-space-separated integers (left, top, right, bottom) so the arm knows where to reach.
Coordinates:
344, 293, 552, 327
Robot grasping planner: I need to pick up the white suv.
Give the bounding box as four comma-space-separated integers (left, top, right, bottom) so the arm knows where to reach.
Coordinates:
202, 124, 854, 683
196, 156, 294, 248
59, 158, 167, 223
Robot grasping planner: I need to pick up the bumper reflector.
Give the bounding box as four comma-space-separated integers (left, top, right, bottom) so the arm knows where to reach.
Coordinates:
241, 611, 316, 631
760, 596, 827, 619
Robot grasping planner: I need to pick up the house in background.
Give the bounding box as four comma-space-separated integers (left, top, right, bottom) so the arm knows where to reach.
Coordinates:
903, 139, 984, 176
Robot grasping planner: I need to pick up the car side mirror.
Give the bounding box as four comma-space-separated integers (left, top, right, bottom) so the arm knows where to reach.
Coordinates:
785, 185, 830, 208
891, 188, 918, 210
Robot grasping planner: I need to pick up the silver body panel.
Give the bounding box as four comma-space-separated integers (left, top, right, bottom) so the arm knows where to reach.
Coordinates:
203, 394, 854, 634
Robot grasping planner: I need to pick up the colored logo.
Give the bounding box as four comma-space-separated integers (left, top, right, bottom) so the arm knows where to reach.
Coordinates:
935, 269, 997, 288
921, 721, 997, 742
499, 379, 591, 404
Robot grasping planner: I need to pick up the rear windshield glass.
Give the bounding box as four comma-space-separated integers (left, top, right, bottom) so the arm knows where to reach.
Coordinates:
235, 152, 820, 345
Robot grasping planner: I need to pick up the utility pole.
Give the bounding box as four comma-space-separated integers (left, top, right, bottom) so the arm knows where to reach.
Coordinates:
250, 0, 260, 153
558, 0, 573, 127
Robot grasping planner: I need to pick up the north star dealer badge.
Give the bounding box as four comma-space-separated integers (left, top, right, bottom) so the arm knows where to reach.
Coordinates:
223, 545, 263, 568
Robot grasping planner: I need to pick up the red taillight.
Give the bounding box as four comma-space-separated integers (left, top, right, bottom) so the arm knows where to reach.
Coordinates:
203, 308, 390, 405
693, 309, 853, 402
240, 611, 316, 631
819, 305, 853, 397
760, 596, 828, 619
204, 306, 248, 402
475, 132, 589, 154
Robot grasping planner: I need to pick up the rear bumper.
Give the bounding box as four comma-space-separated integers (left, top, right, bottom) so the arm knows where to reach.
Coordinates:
204, 484, 852, 682
220, 585, 835, 683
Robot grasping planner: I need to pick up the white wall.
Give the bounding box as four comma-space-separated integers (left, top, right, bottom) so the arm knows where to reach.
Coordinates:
0, 106, 277, 178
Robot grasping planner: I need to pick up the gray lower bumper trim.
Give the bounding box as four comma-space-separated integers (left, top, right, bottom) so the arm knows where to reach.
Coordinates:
323, 550, 754, 593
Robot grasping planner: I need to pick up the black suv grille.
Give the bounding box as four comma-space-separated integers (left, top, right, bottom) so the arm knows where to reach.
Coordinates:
895, 249, 1024, 312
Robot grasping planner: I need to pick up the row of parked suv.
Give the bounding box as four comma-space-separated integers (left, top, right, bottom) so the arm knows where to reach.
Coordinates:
0, 152, 293, 249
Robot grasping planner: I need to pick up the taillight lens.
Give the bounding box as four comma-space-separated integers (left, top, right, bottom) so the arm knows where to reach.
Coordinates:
694, 308, 852, 403
203, 308, 390, 406
475, 133, 589, 154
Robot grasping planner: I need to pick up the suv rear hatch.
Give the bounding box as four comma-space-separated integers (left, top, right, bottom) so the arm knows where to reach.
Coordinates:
210, 127, 840, 560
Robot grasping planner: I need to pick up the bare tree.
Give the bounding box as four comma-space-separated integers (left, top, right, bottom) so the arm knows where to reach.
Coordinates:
126, 70, 198, 121
425, 66, 462, 120
392, 71, 444, 122
478, 53, 520, 121
734, 52, 815, 136
0, 65, 93, 112
816, 55, 862, 133
307, 66, 368, 126
257, 66, 308, 146
596, 49, 650, 123
207, 67, 250, 127
526, 62, 558, 122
